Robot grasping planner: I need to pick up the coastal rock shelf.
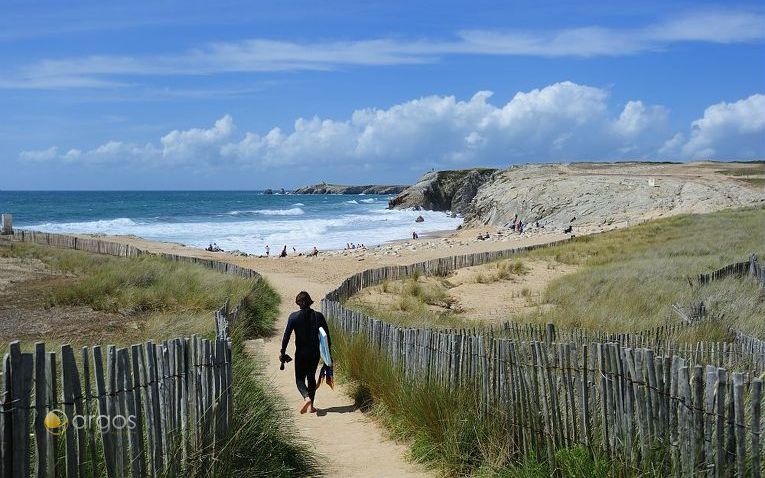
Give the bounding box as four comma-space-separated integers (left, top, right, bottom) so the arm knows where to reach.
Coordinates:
389, 162, 765, 232
293, 183, 408, 195
388, 168, 497, 214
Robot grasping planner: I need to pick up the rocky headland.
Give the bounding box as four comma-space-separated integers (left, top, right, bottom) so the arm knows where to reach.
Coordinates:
387, 168, 497, 214
294, 183, 408, 195
390, 162, 764, 231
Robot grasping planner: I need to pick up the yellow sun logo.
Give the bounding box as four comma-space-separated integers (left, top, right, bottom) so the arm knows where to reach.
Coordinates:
43, 410, 68, 436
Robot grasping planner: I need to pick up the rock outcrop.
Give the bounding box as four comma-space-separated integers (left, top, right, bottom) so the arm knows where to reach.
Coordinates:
294, 183, 408, 195
388, 168, 497, 213
463, 162, 764, 230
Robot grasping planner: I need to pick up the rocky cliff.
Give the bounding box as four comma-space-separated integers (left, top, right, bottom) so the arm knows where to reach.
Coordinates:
294, 183, 407, 195
463, 162, 764, 230
387, 168, 497, 213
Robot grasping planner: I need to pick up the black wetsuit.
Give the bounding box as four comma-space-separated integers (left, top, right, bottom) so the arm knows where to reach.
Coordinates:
281, 308, 331, 404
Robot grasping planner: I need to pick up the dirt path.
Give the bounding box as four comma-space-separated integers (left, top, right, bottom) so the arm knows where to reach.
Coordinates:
45, 230, 567, 476
245, 271, 429, 477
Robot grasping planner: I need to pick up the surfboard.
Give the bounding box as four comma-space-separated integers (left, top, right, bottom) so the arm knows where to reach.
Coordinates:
319, 326, 332, 366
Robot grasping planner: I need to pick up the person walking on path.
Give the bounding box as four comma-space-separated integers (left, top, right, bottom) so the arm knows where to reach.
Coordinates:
280, 291, 332, 414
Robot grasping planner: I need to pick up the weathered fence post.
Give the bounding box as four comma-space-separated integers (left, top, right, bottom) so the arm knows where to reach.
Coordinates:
0, 214, 11, 235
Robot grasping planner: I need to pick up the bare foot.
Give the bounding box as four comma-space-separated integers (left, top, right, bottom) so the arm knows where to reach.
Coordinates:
300, 397, 312, 414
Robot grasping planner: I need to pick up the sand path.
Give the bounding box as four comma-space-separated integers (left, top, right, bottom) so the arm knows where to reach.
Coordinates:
61, 229, 567, 476
245, 271, 429, 477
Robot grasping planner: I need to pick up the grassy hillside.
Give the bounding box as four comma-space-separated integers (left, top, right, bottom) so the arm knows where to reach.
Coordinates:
336, 207, 764, 476
347, 206, 765, 337
0, 241, 259, 346
0, 241, 319, 477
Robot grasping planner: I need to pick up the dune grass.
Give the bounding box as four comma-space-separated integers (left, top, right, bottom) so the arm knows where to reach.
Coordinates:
0, 241, 260, 346
334, 330, 662, 477
2, 241, 254, 315
336, 207, 764, 475
348, 274, 467, 329
347, 207, 765, 337
1, 241, 319, 476
522, 206, 765, 335
186, 282, 320, 477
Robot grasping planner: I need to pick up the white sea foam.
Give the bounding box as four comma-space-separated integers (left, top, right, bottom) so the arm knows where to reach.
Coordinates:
255, 207, 305, 216
29, 205, 461, 253
227, 207, 305, 216
345, 200, 358, 204
30, 218, 138, 231
359, 198, 376, 203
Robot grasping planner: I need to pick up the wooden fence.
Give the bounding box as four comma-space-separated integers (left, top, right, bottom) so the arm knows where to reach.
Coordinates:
10, 230, 260, 280
698, 254, 764, 287
1, 230, 265, 477
322, 242, 765, 475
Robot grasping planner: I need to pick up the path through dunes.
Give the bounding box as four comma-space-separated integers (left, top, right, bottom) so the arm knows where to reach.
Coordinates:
65, 231, 566, 476
244, 271, 429, 477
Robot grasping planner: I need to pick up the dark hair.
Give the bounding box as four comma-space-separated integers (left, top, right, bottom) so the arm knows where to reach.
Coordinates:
295, 291, 313, 309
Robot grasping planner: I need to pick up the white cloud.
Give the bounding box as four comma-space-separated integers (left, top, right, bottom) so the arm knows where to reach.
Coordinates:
161, 114, 234, 163
678, 94, 765, 159
17, 117, 233, 166
19, 84, 765, 171
1, 10, 762, 89
612, 100, 669, 137
19, 146, 58, 162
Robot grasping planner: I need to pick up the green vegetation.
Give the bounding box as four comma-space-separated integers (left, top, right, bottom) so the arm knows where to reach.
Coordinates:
335, 331, 662, 477
0, 242, 260, 346
523, 206, 765, 335
348, 275, 466, 329
337, 207, 765, 475
347, 259, 532, 329
188, 283, 320, 477
2, 242, 253, 315
336, 332, 508, 475
475, 260, 529, 284
0, 241, 319, 476
348, 207, 765, 337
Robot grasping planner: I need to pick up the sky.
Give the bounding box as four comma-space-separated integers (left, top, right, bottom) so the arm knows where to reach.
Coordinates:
1, 0, 764, 190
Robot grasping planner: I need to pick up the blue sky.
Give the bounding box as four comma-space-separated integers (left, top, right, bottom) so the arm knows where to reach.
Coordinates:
1, 0, 763, 190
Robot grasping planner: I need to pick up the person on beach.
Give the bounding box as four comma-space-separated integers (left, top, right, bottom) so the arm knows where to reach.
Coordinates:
280, 291, 331, 414
280, 245, 287, 257
265, 244, 270, 257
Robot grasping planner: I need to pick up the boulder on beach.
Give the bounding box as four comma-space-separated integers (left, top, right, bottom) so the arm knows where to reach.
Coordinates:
415, 215, 425, 223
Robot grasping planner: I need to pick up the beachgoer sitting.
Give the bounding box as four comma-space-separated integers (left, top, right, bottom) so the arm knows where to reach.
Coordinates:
563, 225, 573, 234
311, 246, 319, 257
280, 245, 288, 258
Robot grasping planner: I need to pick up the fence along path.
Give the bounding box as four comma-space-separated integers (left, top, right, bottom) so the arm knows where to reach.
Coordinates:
697, 253, 764, 287
1, 230, 263, 477
322, 244, 765, 475
10, 230, 260, 279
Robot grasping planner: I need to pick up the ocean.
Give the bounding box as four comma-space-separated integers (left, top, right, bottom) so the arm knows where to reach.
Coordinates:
0, 191, 462, 253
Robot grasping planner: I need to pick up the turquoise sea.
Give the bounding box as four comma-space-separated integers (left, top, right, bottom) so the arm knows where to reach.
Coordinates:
0, 191, 461, 253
